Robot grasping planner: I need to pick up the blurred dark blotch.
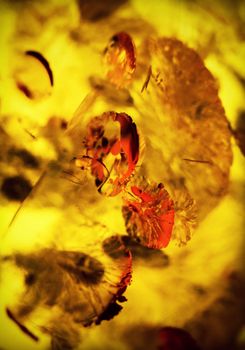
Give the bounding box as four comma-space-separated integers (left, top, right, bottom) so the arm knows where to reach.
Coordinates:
157, 327, 201, 350
51, 336, 74, 350
51, 331, 77, 350
1, 175, 32, 201
191, 284, 206, 296
77, 0, 128, 22
11, 249, 106, 319
102, 235, 131, 259
25, 272, 36, 286
95, 301, 123, 324
59, 251, 105, 285
0, 0, 33, 8
185, 273, 245, 350
8, 148, 39, 168
123, 325, 200, 350
121, 235, 170, 268
48, 322, 80, 350
89, 76, 134, 105
16, 81, 34, 99
233, 110, 245, 156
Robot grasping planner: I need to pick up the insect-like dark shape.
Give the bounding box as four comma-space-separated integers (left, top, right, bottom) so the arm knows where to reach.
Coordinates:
82, 111, 140, 196
15, 50, 53, 100
104, 32, 136, 88
122, 179, 175, 249
3, 235, 132, 347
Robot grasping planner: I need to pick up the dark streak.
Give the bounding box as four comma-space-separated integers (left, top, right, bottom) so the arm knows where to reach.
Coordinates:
194, 103, 207, 119
16, 82, 33, 99
232, 110, 245, 156
23, 128, 37, 140
141, 65, 152, 93
6, 308, 39, 342
25, 50, 54, 86
7, 171, 46, 229
115, 113, 139, 164
183, 158, 212, 164
129, 122, 140, 164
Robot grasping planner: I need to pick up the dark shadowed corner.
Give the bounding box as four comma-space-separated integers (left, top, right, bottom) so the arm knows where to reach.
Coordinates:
77, 0, 128, 22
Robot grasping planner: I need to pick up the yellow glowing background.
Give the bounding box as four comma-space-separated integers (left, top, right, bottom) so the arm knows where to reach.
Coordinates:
0, 0, 245, 349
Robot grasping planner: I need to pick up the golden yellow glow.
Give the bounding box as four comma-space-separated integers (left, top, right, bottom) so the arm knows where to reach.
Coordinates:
0, 0, 244, 349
